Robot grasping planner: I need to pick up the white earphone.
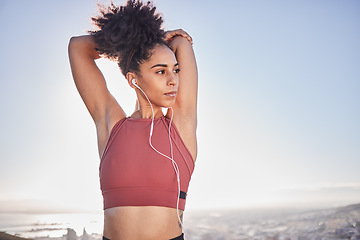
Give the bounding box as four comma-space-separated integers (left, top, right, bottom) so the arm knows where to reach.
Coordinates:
132, 79, 137, 86
132, 78, 183, 228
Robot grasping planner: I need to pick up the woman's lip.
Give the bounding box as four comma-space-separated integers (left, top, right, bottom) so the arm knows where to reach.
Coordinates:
165, 91, 177, 97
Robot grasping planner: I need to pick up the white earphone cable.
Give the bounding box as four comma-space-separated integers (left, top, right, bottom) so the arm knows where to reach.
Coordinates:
134, 82, 184, 229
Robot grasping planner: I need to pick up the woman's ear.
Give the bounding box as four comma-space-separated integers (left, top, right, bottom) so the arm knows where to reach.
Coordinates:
126, 72, 137, 89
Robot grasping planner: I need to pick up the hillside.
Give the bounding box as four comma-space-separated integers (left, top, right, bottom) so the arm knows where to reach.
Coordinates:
0, 232, 32, 240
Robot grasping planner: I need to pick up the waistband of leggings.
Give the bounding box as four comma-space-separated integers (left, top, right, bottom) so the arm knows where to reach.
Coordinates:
103, 233, 184, 240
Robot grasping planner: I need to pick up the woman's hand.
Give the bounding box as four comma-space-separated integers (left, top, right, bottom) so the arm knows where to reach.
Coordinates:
164, 29, 193, 45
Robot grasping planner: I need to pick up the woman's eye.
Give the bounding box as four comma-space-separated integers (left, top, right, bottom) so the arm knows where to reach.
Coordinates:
157, 70, 165, 74
174, 68, 180, 74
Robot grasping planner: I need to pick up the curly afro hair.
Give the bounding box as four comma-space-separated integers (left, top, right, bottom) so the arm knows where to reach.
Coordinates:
89, 0, 168, 76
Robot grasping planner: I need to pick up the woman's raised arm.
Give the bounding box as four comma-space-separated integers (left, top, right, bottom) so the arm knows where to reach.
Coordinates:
165, 30, 198, 161
68, 35, 125, 124
165, 30, 198, 126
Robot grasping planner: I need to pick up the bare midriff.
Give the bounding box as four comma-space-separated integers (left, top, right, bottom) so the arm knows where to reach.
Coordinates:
103, 206, 183, 240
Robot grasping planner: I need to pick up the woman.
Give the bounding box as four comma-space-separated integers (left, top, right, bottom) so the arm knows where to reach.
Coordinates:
68, 1, 197, 239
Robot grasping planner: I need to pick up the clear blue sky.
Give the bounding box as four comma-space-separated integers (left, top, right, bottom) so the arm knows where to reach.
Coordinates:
0, 0, 359, 213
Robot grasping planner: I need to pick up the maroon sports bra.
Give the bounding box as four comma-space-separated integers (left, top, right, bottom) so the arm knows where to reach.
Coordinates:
99, 116, 195, 211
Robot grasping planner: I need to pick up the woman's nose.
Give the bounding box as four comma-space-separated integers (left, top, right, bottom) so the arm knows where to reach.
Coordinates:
168, 75, 178, 86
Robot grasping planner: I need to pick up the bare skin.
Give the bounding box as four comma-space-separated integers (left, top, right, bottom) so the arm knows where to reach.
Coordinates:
68, 30, 197, 240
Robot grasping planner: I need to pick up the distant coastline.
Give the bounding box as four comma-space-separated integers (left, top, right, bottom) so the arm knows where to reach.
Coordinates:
0, 232, 32, 240
1, 203, 359, 240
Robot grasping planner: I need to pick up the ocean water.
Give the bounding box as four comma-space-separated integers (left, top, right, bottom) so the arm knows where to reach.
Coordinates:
0, 204, 359, 240
0, 212, 103, 238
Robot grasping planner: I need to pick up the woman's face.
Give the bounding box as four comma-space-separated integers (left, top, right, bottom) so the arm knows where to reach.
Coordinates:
135, 44, 179, 108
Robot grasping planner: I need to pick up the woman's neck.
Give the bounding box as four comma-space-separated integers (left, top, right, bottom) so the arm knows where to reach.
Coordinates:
130, 107, 164, 119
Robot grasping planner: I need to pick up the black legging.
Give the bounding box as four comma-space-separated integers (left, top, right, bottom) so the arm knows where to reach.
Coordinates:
103, 233, 184, 240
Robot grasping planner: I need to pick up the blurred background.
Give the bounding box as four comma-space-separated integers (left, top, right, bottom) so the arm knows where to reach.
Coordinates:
0, 0, 359, 238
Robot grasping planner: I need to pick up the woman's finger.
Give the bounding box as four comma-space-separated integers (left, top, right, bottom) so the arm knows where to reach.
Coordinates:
164, 29, 193, 45
179, 30, 193, 44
